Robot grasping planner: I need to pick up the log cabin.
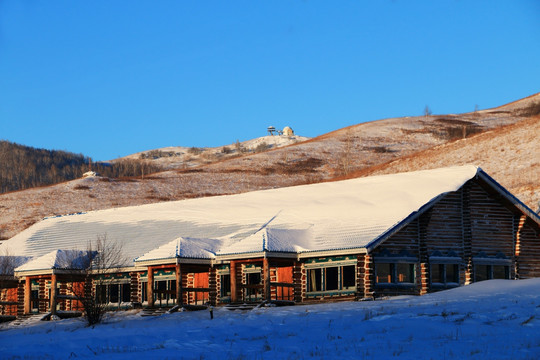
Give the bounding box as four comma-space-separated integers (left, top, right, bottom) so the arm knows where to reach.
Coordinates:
1, 165, 539, 318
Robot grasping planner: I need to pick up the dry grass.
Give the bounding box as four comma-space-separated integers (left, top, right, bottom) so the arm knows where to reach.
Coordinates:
0, 93, 538, 239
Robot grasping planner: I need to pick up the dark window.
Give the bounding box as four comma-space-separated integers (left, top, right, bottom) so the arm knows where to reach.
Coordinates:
169, 280, 176, 300
396, 263, 414, 283
376, 263, 415, 285
31, 290, 39, 310
247, 272, 261, 285
96, 285, 107, 304
431, 264, 444, 283
109, 284, 119, 303
493, 265, 509, 280
446, 264, 459, 283
342, 265, 356, 289
141, 281, 147, 302
431, 263, 459, 285
122, 283, 131, 303
475, 265, 490, 282
475, 264, 510, 282
376, 263, 392, 284
308, 268, 322, 292
325, 267, 339, 291
220, 274, 231, 297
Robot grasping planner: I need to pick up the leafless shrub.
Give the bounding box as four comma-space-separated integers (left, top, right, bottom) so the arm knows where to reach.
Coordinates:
59, 234, 128, 326
73, 184, 91, 190
254, 142, 270, 153
518, 101, 540, 117
188, 147, 203, 155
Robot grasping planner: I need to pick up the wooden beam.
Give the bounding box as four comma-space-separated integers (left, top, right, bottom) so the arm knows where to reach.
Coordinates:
24, 277, 31, 314
50, 274, 57, 315
263, 257, 271, 301
230, 260, 237, 303
176, 264, 183, 306
147, 266, 154, 307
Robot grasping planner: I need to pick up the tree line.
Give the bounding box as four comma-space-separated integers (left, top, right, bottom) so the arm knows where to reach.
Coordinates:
0, 141, 163, 194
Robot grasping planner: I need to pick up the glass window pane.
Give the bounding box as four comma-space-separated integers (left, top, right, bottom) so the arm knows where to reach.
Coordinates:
376, 263, 392, 284
96, 284, 107, 304
169, 280, 176, 300
475, 265, 489, 282
247, 272, 261, 285
109, 284, 119, 303
493, 265, 508, 279
221, 275, 231, 297
308, 268, 322, 292
446, 264, 459, 283
342, 265, 356, 289
397, 263, 414, 283
122, 283, 131, 303
325, 267, 339, 291
431, 264, 443, 283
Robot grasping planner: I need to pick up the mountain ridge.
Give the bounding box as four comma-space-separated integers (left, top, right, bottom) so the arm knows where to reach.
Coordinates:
0, 92, 538, 240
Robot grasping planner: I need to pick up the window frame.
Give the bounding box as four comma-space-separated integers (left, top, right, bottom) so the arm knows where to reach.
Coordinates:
305, 260, 357, 296
429, 254, 461, 288
373, 250, 417, 288
473, 253, 511, 282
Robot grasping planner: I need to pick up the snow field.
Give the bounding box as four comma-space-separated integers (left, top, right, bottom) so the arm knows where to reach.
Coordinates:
1, 279, 539, 359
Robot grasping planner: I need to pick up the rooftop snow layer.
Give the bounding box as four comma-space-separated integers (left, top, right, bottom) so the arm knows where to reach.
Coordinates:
5, 165, 480, 271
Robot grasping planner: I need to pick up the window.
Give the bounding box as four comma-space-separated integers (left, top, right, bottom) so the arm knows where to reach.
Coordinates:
431, 264, 459, 286
473, 252, 511, 282
374, 249, 417, 286
95, 283, 131, 304
375, 263, 415, 285
308, 268, 322, 292
247, 272, 261, 285
307, 264, 356, 293
475, 264, 510, 282
220, 274, 231, 297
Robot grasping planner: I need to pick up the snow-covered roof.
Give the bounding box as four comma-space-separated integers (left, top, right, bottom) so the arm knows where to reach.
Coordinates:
5, 165, 485, 273
15, 249, 93, 274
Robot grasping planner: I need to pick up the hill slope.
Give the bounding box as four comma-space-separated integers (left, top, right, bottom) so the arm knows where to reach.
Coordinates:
0, 93, 538, 240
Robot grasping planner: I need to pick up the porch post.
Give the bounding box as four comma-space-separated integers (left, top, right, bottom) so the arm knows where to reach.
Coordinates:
263, 257, 271, 301
147, 266, 154, 307
175, 264, 183, 306
24, 277, 31, 314
50, 274, 57, 315
230, 260, 237, 303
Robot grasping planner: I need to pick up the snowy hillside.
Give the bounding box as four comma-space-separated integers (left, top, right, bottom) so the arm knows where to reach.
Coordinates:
1, 279, 540, 359
114, 134, 310, 169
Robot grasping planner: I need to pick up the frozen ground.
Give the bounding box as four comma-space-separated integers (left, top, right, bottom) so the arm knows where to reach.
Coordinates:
1, 279, 540, 359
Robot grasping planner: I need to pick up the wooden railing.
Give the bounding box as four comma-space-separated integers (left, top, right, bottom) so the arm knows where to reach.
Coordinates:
271, 282, 295, 301
240, 284, 263, 302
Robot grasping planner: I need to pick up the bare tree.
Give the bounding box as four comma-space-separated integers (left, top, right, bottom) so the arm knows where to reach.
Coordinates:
424, 105, 432, 117
58, 234, 128, 326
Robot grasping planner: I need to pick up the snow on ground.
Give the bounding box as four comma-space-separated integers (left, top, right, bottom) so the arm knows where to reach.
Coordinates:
2, 279, 540, 359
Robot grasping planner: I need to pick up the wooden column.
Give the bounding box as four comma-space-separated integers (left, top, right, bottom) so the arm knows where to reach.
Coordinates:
147, 266, 154, 307
230, 260, 237, 303
363, 254, 374, 298
208, 267, 218, 306
263, 257, 271, 301
50, 274, 57, 315
461, 183, 473, 285
175, 264, 183, 306
24, 277, 31, 314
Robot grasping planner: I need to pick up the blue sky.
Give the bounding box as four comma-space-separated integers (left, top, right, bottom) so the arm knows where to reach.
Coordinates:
1, 1, 539, 161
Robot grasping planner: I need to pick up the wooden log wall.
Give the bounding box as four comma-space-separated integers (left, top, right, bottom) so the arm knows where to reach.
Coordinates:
515, 219, 540, 278
469, 182, 515, 257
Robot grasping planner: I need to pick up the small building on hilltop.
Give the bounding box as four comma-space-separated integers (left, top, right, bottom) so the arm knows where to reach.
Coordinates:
282, 126, 294, 136
0, 166, 539, 317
